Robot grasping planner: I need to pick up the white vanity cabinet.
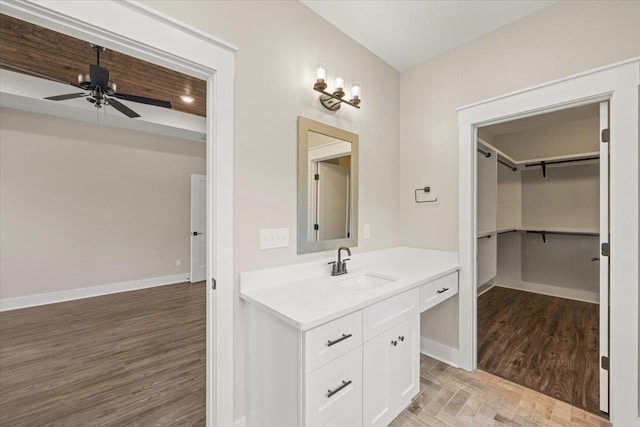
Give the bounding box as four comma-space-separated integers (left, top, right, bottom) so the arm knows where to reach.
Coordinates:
242, 254, 459, 427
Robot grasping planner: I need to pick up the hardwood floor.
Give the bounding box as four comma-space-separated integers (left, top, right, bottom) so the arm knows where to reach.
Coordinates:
390, 354, 611, 427
0, 282, 205, 427
1, 281, 607, 427
477, 286, 601, 417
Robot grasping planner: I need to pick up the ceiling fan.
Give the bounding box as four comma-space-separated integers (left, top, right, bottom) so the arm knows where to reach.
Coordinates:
3, 44, 172, 118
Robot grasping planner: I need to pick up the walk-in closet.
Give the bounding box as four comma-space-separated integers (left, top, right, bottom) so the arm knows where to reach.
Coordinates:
475, 102, 608, 417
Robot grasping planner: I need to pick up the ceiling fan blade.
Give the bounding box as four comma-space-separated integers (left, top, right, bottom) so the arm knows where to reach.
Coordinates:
0, 61, 84, 88
44, 93, 88, 101
89, 64, 110, 90
114, 93, 172, 109
106, 96, 140, 118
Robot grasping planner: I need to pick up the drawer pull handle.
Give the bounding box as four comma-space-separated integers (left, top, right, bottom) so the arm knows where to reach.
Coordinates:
437, 287, 449, 294
327, 333, 352, 347
327, 380, 352, 398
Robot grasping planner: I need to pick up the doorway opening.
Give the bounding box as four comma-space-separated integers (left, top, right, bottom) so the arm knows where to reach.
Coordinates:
474, 102, 608, 416
0, 2, 236, 425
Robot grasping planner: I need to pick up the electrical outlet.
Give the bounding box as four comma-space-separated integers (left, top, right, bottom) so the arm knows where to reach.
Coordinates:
176, 259, 182, 267
260, 228, 289, 249
363, 224, 371, 239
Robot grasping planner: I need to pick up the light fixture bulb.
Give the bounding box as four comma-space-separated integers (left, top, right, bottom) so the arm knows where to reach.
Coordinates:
314, 64, 328, 91
351, 82, 361, 98
349, 82, 361, 106
181, 95, 195, 103
315, 66, 326, 82
334, 75, 344, 90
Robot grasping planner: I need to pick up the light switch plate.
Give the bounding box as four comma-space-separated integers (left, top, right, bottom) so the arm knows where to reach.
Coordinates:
363, 224, 371, 239
260, 228, 289, 249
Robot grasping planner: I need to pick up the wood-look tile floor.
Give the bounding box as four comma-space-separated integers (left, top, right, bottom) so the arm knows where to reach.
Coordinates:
390, 355, 611, 427
0, 282, 205, 427
477, 287, 600, 416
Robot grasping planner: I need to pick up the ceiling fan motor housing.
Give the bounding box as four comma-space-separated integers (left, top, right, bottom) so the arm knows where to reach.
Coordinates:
77, 73, 116, 95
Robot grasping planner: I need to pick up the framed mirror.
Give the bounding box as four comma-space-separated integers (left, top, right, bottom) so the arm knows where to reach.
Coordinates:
297, 117, 359, 254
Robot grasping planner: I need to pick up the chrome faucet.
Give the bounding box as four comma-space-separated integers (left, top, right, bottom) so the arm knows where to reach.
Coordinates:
328, 246, 351, 276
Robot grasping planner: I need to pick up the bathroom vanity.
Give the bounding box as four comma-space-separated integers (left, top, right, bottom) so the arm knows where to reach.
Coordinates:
240, 247, 459, 427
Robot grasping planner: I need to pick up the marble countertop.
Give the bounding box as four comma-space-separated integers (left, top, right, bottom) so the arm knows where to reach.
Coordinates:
239, 247, 460, 331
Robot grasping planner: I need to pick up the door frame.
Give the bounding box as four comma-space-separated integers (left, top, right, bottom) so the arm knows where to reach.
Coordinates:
458, 58, 639, 425
191, 173, 207, 283
0, 1, 237, 426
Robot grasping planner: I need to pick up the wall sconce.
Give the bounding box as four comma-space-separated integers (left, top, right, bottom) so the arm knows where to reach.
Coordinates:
313, 65, 361, 111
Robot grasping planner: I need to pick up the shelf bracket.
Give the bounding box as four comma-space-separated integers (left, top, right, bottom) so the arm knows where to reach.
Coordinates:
541, 161, 546, 178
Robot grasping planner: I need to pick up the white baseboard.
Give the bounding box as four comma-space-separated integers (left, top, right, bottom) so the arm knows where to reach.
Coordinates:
477, 282, 496, 296
420, 336, 460, 368
493, 279, 598, 304
234, 416, 246, 427
0, 273, 190, 312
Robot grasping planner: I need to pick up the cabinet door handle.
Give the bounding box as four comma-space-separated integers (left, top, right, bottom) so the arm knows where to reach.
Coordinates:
327, 380, 352, 398
437, 287, 449, 294
391, 340, 398, 346
327, 333, 352, 347
398, 336, 405, 342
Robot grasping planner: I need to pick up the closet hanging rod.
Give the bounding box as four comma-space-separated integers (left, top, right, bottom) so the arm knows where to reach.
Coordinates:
524, 156, 599, 178
525, 230, 598, 243
477, 148, 491, 158
498, 158, 517, 171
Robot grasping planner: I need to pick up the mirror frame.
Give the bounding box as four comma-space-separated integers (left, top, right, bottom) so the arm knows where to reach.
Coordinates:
297, 116, 359, 254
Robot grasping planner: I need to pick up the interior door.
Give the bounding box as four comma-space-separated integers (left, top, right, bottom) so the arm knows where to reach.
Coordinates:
598, 100, 610, 413
190, 174, 206, 283
317, 162, 350, 241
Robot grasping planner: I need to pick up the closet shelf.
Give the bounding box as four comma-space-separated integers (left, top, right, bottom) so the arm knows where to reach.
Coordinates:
480, 226, 599, 240
477, 137, 599, 176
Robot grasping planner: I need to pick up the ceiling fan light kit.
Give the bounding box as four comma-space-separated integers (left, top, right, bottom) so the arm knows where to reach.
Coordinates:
41, 44, 172, 119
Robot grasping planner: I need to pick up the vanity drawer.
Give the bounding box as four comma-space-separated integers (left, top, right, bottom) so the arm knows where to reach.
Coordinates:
323, 398, 362, 427
362, 288, 419, 342
419, 272, 458, 312
304, 311, 363, 373
305, 347, 363, 427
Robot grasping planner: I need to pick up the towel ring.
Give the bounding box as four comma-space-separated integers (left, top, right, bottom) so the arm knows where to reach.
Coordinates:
415, 187, 438, 204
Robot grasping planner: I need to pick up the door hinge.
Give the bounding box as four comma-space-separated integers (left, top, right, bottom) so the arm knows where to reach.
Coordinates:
314, 224, 319, 231
601, 355, 609, 371
212, 278, 216, 290
601, 128, 610, 143
601, 242, 610, 257
314, 173, 319, 181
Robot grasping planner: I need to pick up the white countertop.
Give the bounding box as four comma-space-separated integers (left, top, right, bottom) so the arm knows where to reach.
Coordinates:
239, 247, 460, 331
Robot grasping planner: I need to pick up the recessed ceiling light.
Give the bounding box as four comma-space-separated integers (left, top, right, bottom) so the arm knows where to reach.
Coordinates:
180, 95, 195, 103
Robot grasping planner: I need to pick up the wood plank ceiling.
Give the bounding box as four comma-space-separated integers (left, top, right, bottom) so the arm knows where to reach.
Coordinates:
0, 14, 206, 117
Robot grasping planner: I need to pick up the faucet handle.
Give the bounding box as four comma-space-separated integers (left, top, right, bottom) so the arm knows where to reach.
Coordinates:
327, 261, 338, 274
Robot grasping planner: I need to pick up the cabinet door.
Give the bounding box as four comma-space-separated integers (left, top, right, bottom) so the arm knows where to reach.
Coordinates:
363, 327, 396, 427
391, 315, 420, 413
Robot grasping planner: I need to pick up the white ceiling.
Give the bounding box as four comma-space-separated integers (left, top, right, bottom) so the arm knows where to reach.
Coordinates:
300, 0, 556, 71
483, 103, 599, 136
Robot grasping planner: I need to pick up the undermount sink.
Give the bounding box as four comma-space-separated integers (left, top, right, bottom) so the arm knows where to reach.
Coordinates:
334, 273, 398, 291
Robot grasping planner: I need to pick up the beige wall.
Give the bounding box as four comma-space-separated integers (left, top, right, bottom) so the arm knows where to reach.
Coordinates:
400, 0, 640, 252
142, 1, 401, 418
521, 163, 599, 230
405, 1, 640, 350
0, 108, 206, 299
